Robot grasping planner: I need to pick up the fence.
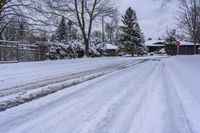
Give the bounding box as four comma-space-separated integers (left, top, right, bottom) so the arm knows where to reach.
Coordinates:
0, 40, 39, 63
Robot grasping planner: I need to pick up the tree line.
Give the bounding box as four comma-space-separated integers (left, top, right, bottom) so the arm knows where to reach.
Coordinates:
0, 0, 145, 57
162, 0, 200, 54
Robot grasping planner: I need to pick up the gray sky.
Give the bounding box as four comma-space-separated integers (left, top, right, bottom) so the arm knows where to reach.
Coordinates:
116, 0, 177, 40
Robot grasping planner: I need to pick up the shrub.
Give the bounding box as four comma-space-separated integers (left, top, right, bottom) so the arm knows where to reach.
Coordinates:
165, 43, 177, 55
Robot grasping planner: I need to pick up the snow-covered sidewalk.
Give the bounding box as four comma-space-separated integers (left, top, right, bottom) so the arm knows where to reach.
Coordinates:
0, 56, 200, 133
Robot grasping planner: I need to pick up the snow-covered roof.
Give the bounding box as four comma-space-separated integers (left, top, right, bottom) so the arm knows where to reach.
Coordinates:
145, 40, 165, 47
145, 40, 200, 47
179, 41, 200, 46
104, 43, 118, 50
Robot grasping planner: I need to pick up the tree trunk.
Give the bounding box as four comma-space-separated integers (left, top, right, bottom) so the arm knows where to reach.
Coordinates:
84, 38, 89, 57
194, 43, 196, 55
131, 49, 134, 57
0, 34, 3, 40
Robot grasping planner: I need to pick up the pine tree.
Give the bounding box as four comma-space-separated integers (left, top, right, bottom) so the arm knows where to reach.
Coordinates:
120, 7, 144, 56
55, 16, 68, 42
50, 34, 56, 42
67, 20, 73, 40
19, 22, 25, 37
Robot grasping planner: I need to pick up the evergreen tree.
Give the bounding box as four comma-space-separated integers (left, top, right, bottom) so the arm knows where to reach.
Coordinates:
17, 21, 26, 41
50, 34, 56, 42
120, 7, 144, 56
19, 22, 25, 37
55, 16, 68, 42
165, 29, 177, 55
67, 20, 73, 40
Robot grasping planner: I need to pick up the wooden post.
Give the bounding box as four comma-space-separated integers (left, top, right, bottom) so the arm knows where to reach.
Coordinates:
177, 46, 180, 55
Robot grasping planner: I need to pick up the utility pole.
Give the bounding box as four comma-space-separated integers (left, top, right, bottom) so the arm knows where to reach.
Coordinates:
67, 20, 73, 40
177, 46, 180, 55
176, 41, 180, 55
102, 16, 105, 43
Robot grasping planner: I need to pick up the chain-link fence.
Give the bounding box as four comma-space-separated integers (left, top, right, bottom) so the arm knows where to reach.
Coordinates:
0, 41, 39, 63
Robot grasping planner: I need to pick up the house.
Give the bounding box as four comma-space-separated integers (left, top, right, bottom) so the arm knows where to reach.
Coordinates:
104, 43, 118, 56
178, 41, 200, 55
145, 40, 165, 54
145, 40, 200, 55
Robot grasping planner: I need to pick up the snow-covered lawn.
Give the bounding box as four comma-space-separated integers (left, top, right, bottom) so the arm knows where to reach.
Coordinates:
0, 55, 200, 133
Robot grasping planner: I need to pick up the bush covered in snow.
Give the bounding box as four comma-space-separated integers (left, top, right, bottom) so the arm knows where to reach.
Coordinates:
89, 38, 106, 57
36, 38, 107, 60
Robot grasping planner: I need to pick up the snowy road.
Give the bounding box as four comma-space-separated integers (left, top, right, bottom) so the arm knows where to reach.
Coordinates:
0, 56, 200, 133
0, 58, 152, 111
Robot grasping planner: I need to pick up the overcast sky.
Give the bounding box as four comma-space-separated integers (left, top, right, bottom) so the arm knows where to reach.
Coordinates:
116, 0, 177, 40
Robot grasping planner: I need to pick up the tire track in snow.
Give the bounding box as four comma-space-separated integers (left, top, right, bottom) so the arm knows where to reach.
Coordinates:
162, 61, 195, 133
0, 60, 141, 97
0, 60, 148, 112
0, 64, 141, 132
124, 61, 194, 133
0, 60, 157, 133
106, 61, 162, 133
72, 61, 160, 133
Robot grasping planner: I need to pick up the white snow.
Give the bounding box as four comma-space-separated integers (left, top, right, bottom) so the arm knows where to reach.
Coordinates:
145, 40, 200, 47
179, 41, 200, 46
0, 57, 157, 90
104, 43, 118, 50
0, 55, 199, 133
159, 48, 166, 54
145, 40, 165, 46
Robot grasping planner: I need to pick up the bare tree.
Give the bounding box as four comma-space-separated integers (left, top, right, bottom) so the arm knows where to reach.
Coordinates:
160, 0, 200, 54
45, 0, 116, 57
104, 17, 119, 43
0, 0, 56, 41
92, 30, 102, 39
0, 0, 32, 39
105, 23, 113, 42
73, 0, 117, 56
160, 0, 172, 6
176, 0, 200, 54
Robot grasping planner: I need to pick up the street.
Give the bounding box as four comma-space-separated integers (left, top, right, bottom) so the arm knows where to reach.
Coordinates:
0, 56, 200, 133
